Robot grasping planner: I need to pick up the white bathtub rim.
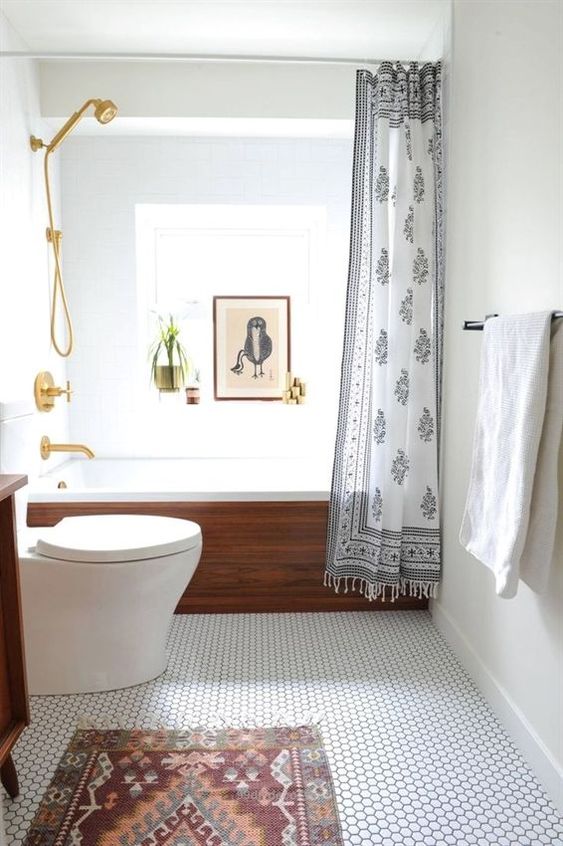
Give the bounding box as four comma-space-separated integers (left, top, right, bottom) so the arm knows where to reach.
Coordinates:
29, 456, 332, 502
28, 489, 330, 503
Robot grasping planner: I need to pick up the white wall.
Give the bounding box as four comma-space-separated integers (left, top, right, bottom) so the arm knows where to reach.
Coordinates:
435, 0, 562, 810
0, 11, 67, 837
0, 13, 68, 482
60, 135, 352, 465
40, 61, 359, 122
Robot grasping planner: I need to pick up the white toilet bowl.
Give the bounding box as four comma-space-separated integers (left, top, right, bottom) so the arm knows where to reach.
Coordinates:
18, 514, 202, 695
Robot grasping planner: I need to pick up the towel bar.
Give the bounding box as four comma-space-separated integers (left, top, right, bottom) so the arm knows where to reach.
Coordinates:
463, 311, 563, 331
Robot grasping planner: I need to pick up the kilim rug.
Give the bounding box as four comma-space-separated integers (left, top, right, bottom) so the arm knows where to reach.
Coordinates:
23, 725, 344, 846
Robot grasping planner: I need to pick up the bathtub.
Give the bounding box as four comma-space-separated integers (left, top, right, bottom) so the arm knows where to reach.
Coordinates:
26, 458, 427, 615
28, 457, 332, 503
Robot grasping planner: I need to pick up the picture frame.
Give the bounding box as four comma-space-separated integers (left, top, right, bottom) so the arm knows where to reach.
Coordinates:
213, 296, 291, 401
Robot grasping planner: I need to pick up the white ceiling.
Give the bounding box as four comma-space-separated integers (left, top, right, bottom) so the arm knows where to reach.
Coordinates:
0, 0, 448, 59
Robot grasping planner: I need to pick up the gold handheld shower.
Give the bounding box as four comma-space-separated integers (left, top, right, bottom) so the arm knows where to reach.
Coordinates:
30, 98, 118, 357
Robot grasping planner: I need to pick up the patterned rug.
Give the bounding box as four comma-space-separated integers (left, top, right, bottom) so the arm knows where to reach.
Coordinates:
24, 725, 343, 846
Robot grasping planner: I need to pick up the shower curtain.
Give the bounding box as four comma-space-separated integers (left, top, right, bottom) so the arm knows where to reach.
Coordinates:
325, 62, 444, 601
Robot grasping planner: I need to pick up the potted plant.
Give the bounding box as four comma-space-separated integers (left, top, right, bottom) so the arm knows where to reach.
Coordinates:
149, 314, 190, 393
185, 369, 201, 404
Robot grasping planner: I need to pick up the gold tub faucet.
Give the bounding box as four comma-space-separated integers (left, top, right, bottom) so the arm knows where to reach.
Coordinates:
40, 436, 95, 460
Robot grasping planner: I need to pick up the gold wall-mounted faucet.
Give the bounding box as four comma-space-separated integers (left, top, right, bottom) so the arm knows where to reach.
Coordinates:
34, 371, 72, 412
40, 436, 94, 460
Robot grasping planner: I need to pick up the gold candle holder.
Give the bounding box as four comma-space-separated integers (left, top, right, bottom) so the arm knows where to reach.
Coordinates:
284, 372, 307, 405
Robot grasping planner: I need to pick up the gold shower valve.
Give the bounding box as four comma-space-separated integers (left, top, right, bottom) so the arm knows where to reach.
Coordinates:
34, 371, 73, 412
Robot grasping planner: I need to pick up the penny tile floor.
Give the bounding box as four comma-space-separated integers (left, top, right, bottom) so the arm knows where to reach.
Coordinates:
4, 611, 562, 844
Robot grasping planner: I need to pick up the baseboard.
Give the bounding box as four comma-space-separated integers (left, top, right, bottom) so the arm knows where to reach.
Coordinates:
431, 599, 563, 814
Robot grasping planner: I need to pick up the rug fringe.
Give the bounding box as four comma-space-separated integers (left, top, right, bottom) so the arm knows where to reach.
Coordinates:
76, 710, 325, 732
324, 571, 439, 602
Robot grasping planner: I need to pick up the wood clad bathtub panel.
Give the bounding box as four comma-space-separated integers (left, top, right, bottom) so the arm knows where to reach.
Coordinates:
27, 500, 428, 613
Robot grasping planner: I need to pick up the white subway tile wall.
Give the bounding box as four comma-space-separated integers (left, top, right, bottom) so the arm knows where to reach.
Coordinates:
61, 136, 353, 461
0, 17, 70, 475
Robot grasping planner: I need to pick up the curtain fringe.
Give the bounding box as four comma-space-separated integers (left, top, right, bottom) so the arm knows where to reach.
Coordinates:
324, 570, 439, 602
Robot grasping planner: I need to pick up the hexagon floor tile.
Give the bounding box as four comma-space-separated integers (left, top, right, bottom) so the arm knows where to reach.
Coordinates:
3, 611, 562, 845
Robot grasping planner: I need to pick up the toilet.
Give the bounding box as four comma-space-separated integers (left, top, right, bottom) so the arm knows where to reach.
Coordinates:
0, 401, 202, 695
18, 514, 202, 695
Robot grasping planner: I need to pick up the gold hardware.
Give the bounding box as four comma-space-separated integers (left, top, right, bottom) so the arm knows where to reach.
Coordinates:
46, 228, 62, 244
34, 371, 72, 412
40, 436, 94, 460
29, 99, 118, 158
30, 98, 118, 358
282, 373, 307, 404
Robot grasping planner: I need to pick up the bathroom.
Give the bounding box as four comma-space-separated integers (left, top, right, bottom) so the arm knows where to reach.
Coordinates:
0, 0, 561, 843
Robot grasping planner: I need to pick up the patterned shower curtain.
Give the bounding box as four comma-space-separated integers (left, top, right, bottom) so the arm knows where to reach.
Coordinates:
325, 62, 444, 601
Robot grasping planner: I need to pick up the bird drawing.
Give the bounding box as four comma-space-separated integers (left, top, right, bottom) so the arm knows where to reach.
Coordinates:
231, 316, 273, 378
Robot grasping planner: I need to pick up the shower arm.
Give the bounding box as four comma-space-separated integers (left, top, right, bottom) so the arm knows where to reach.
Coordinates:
31, 100, 101, 358
31, 104, 100, 358
31, 100, 95, 154
30, 98, 118, 358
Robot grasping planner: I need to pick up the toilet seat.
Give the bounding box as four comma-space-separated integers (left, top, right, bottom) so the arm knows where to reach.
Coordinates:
31, 514, 201, 563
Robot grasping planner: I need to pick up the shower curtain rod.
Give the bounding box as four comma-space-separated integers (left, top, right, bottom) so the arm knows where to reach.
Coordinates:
0, 51, 419, 65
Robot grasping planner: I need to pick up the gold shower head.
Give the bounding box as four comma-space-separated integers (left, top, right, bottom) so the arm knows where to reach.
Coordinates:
30, 97, 119, 153
94, 99, 118, 124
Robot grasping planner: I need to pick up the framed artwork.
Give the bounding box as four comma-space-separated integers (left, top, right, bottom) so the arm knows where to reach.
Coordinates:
213, 296, 291, 401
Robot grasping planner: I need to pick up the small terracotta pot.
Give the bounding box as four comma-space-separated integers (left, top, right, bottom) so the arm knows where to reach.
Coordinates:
185, 386, 201, 405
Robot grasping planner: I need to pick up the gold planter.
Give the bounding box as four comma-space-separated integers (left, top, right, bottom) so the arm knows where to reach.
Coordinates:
154, 365, 184, 393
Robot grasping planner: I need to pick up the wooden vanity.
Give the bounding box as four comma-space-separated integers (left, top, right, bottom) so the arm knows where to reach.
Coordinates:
0, 475, 29, 798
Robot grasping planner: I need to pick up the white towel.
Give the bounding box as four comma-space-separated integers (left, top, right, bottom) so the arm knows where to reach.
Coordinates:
460, 312, 561, 598
520, 319, 563, 592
